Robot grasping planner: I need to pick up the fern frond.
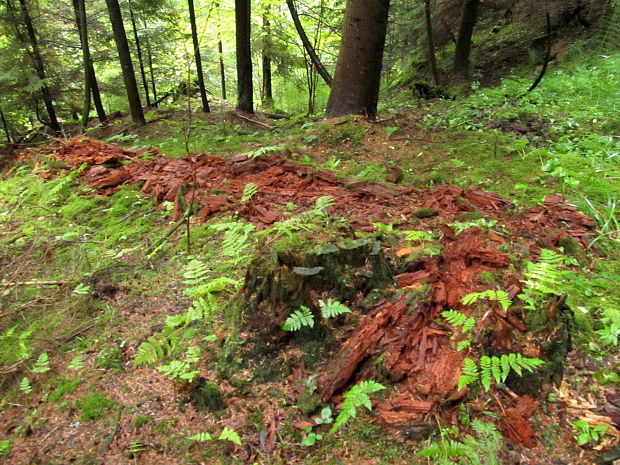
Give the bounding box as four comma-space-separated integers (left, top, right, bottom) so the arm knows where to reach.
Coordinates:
458, 358, 479, 390
479, 356, 492, 391
240, 183, 258, 203
282, 306, 315, 331
32, 352, 50, 373
461, 290, 511, 311
329, 380, 385, 436
319, 299, 352, 319
20, 377, 32, 394
218, 427, 242, 445
188, 431, 213, 442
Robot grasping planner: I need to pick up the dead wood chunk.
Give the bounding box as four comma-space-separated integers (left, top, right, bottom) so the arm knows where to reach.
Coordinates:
254, 205, 279, 224
543, 194, 565, 206
395, 271, 431, 288
503, 407, 537, 448
198, 196, 231, 221
464, 189, 513, 210
90, 168, 130, 188
515, 396, 539, 418
319, 298, 407, 402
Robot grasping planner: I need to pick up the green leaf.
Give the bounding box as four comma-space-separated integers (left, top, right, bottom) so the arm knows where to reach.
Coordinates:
319, 299, 352, 319
188, 432, 213, 442
218, 427, 242, 445
32, 352, 50, 373
282, 306, 315, 331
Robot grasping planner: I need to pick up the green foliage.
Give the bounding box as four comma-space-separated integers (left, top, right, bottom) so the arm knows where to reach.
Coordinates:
134, 328, 180, 366
67, 355, 85, 371
518, 249, 576, 310
96, 347, 121, 370
461, 290, 511, 311
582, 196, 619, 246
48, 378, 80, 403
76, 392, 114, 421
384, 126, 399, 138
418, 420, 502, 465
0, 439, 11, 456
246, 145, 285, 159
442, 310, 476, 333
166, 294, 221, 328
572, 420, 609, 446
595, 323, 619, 346
31, 352, 51, 373
447, 219, 497, 235
188, 427, 241, 446
20, 377, 32, 394
261, 196, 336, 239
240, 183, 258, 203
329, 380, 385, 435
125, 440, 146, 457
458, 354, 545, 391
319, 299, 352, 319
282, 306, 315, 331
402, 230, 434, 242
156, 347, 200, 382
188, 431, 213, 441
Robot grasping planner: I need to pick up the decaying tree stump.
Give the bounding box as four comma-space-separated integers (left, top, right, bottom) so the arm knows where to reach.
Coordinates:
242, 237, 394, 335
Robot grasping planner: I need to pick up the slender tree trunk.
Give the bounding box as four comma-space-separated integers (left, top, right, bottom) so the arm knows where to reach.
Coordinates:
0, 106, 12, 144
286, 0, 332, 86
218, 36, 226, 100
143, 19, 158, 106
105, 0, 145, 125
262, 13, 273, 107
452, 0, 480, 83
325, 0, 390, 119
188, 0, 210, 112
235, 0, 253, 113
73, 0, 107, 127
17, 0, 61, 133
129, 4, 151, 107
424, 0, 440, 85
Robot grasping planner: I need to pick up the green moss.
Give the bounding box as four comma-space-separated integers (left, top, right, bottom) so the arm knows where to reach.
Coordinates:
133, 415, 152, 428
76, 392, 114, 421
190, 378, 226, 413
48, 377, 80, 403
455, 212, 484, 221
479, 271, 497, 285
412, 208, 439, 219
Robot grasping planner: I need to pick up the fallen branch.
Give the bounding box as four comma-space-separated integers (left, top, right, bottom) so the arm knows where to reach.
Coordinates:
0, 280, 67, 287
98, 404, 123, 461
230, 112, 272, 129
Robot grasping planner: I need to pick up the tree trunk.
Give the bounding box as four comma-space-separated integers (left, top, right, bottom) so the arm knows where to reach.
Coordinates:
188, 0, 210, 112
143, 19, 158, 107
235, 0, 253, 113
424, 0, 440, 86
0, 106, 12, 144
452, 0, 480, 83
16, 0, 61, 133
129, 4, 151, 107
105, 0, 145, 125
73, 0, 107, 127
218, 36, 226, 100
286, 0, 332, 87
325, 0, 390, 119
262, 13, 273, 108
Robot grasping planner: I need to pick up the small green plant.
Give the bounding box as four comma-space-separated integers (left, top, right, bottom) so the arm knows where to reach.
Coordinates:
329, 380, 385, 435
134, 327, 180, 366
596, 323, 620, 346
156, 347, 201, 382
582, 196, 619, 246
32, 352, 51, 373
246, 145, 284, 159
300, 406, 333, 446
0, 439, 11, 456
20, 377, 32, 394
442, 310, 476, 333
447, 218, 497, 235
240, 183, 258, 203
67, 355, 85, 371
461, 290, 511, 311
188, 427, 242, 446
72, 283, 91, 295
571, 420, 609, 446
518, 249, 576, 310
458, 354, 545, 391
282, 306, 315, 331
402, 230, 434, 242
319, 299, 352, 319
48, 378, 80, 402
125, 440, 146, 457
418, 419, 502, 465
133, 415, 152, 428
76, 391, 114, 421
384, 126, 399, 138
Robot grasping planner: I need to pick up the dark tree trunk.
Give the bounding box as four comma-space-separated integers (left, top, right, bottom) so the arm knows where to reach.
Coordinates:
286, 0, 332, 87
143, 19, 158, 106
0, 106, 12, 144
73, 0, 107, 127
188, 0, 210, 112
262, 13, 273, 107
424, 0, 440, 85
105, 0, 145, 125
129, 4, 151, 107
452, 0, 480, 83
218, 36, 226, 100
235, 0, 253, 113
325, 0, 390, 119
16, 0, 61, 133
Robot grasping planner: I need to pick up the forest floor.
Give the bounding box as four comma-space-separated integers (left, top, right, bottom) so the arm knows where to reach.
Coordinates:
0, 53, 619, 465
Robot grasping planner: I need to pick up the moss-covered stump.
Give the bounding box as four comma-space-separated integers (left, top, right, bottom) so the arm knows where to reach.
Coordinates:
190, 378, 226, 413
506, 294, 574, 396
242, 237, 394, 336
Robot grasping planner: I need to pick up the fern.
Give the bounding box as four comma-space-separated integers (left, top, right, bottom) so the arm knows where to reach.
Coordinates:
125, 440, 146, 456
461, 290, 511, 311
448, 218, 497, 235
402, 230, 433, 242
329, 380, 385, 435
319, 299, 352, 319
442, 310, 476, 333
247, 145, 284, 159
418, 438, 471, 459
282, 306, 315, 331
157, 347, 201, 382
32, 352, 51, 373
218, 427, 242, 445
240, 183, 258, 202
518, 249, 575, 310
457, 340, 472, 351
458, 354, 545, 391
188, 431, 213, 441
134, 329, 179, 366
20, 377, 32, 394
48, 163, 87, 196
67, 355, 84, 371
184, 276, 241, 299
209, 220, 256, 265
